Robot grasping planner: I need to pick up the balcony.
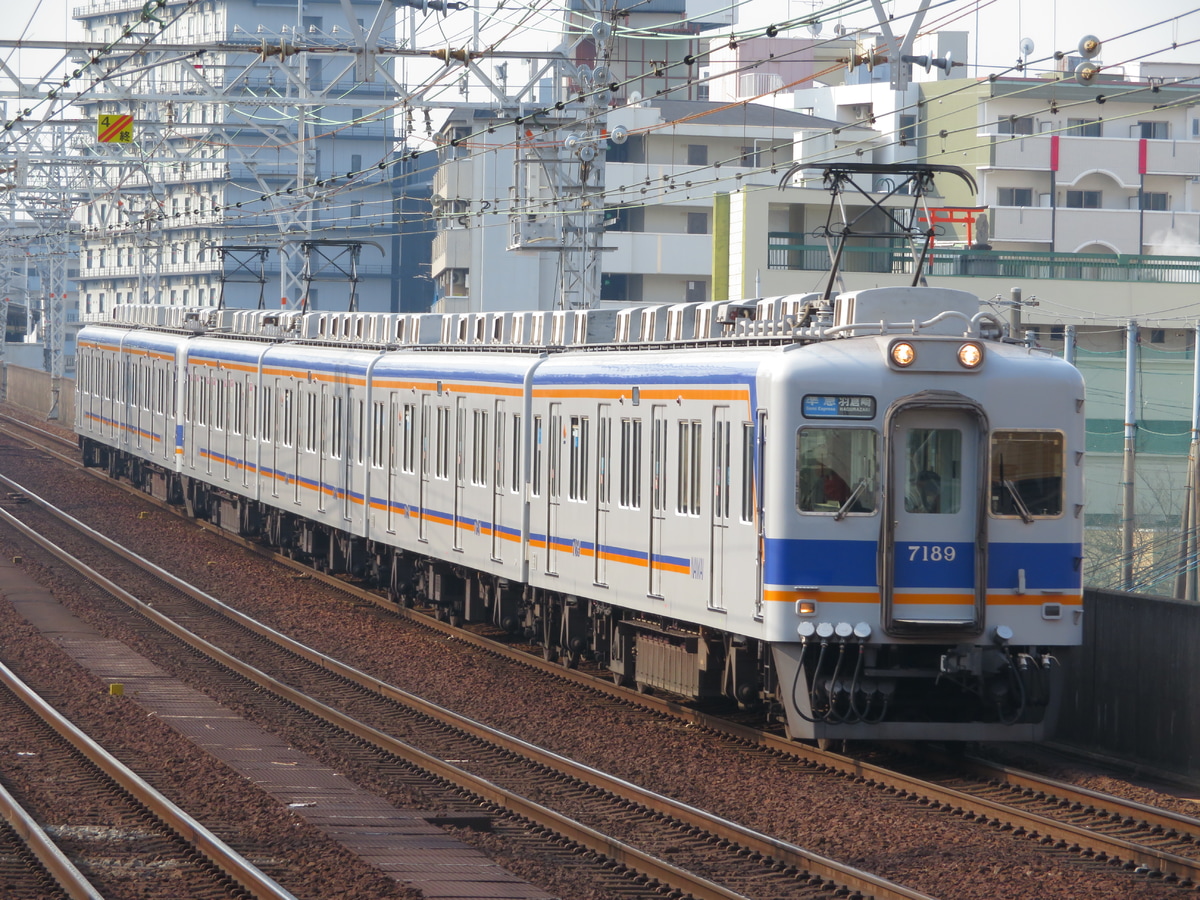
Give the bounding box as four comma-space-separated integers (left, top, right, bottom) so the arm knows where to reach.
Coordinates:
765, 235, 1200, 284
989, 134, 1200, 185
602, 232, 712, 276
431, 228, 472, 273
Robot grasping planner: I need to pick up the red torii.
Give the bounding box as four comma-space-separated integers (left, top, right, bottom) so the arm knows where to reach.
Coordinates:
917, 207, 989, 246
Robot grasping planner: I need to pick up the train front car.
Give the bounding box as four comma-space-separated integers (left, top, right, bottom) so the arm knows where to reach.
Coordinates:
763, 286, 1084, 742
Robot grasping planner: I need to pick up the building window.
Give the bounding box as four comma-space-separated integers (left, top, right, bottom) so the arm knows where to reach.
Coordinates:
685, 280, 707, 303
601, 272, 642, 302
686, 212, 708, 234
350, 154, 362, 172
686, 144, 708, 166
1135, 121, 1169, 140
604, 206, 643, 232
1065, 190, 1101, 209
998, 116, 1034, 135
899, 114, 917, 145
1142, 192, 1169, 211
1066, 118, 1102, 137
997, 187, 1033, 207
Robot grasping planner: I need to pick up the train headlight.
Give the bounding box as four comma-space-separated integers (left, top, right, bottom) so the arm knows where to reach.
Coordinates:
957, 342, 984, 368
795, 599, 817, 616
890, 341, 917, 367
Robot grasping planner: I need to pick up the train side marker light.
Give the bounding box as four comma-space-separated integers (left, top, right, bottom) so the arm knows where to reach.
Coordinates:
891, 341, 916, 367
958, 342, 984, 368
795, 599, 817, 616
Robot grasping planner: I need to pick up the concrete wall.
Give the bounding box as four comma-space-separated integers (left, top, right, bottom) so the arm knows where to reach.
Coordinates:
5, 365, 74, 427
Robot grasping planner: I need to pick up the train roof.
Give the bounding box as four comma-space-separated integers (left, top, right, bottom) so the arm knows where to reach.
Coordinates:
80, 287, 1010, 354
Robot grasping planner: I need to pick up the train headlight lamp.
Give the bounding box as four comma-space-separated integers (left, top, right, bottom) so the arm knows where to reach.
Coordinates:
795, 599, 817, 616
957, 342, 984, 369
890, 341, 916, 367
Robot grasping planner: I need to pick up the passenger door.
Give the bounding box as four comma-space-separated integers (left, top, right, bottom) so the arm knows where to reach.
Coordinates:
884, 402, 986, 635
649, 405, 667, 597
709, 407, 730, 611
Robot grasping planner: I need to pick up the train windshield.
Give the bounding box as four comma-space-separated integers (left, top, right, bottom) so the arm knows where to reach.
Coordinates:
795, 428, 877, 514
990, 430, 1065, 518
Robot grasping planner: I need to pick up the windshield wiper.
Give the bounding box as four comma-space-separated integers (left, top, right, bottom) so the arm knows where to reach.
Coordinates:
1003, 479, 1033, 523
835, 478, 868, 521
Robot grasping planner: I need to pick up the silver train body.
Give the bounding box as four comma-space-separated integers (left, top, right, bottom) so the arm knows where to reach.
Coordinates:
75, 286, 1085, 742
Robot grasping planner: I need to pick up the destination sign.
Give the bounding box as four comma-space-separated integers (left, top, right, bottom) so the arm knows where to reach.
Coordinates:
802, 394, 876, 419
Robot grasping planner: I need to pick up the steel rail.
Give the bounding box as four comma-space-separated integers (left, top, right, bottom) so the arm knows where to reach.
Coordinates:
0, 469, 935, 900
0, 778, 104, 900
0, 656, 298, 900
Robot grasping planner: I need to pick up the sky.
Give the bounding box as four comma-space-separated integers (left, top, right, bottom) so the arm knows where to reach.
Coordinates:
1, 0, 1197, 85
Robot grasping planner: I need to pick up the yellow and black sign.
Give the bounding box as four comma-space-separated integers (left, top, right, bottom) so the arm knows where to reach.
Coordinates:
97, 114, 134, 143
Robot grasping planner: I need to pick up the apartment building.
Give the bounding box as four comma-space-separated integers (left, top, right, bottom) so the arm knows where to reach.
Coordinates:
72, 0, 429, 315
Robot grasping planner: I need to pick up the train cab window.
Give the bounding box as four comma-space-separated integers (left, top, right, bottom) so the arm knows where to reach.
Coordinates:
904, 428, 961, 514
796, 428, 877, 514
990, 430, 1064, 518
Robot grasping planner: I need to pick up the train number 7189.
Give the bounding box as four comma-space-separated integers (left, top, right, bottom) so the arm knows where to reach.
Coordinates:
907, 544, 957, 562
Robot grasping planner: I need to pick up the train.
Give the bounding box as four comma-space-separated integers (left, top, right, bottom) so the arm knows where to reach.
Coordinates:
74, 281, 1085, 743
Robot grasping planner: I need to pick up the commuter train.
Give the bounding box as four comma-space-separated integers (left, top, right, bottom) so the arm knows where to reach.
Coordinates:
74, 285, 1085, 742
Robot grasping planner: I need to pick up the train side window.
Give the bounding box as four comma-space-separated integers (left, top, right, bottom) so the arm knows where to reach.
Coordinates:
990, 430, 1064, 518
401, 403, 416, 473
214, 375, 225, 431
261, 386, 274, 441
355, 399, 365, 466
549, 408, 562, 498
435, 406, 451, 479
472, 409, 489, 486
740, 423, 755, 522
796, 427, 877, 514
619, 418, 642, 508
331, 395, 344, 458
511, 413, 522, 493
569, 415, 589, 501
904, 428, 960, 514
531, 415, 543, 496
371, 400, 386, 468
676, 420, 701, 516
305, 391, 318, 453
281, 389, 293, 447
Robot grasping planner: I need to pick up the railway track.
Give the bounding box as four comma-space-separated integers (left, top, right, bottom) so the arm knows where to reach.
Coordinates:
0, 658, 295, 900
2, 407, 1198, 896
0, 466, 934, 900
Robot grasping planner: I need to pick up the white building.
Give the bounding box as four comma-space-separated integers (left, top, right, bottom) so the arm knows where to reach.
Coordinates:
71, 0, 424, 316
430, 97, 865, 311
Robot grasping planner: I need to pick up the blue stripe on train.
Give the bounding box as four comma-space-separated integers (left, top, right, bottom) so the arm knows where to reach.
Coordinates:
764, 538, 1082, 591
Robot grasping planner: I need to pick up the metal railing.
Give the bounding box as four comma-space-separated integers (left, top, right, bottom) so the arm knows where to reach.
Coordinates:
766, 234, 1200, 284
